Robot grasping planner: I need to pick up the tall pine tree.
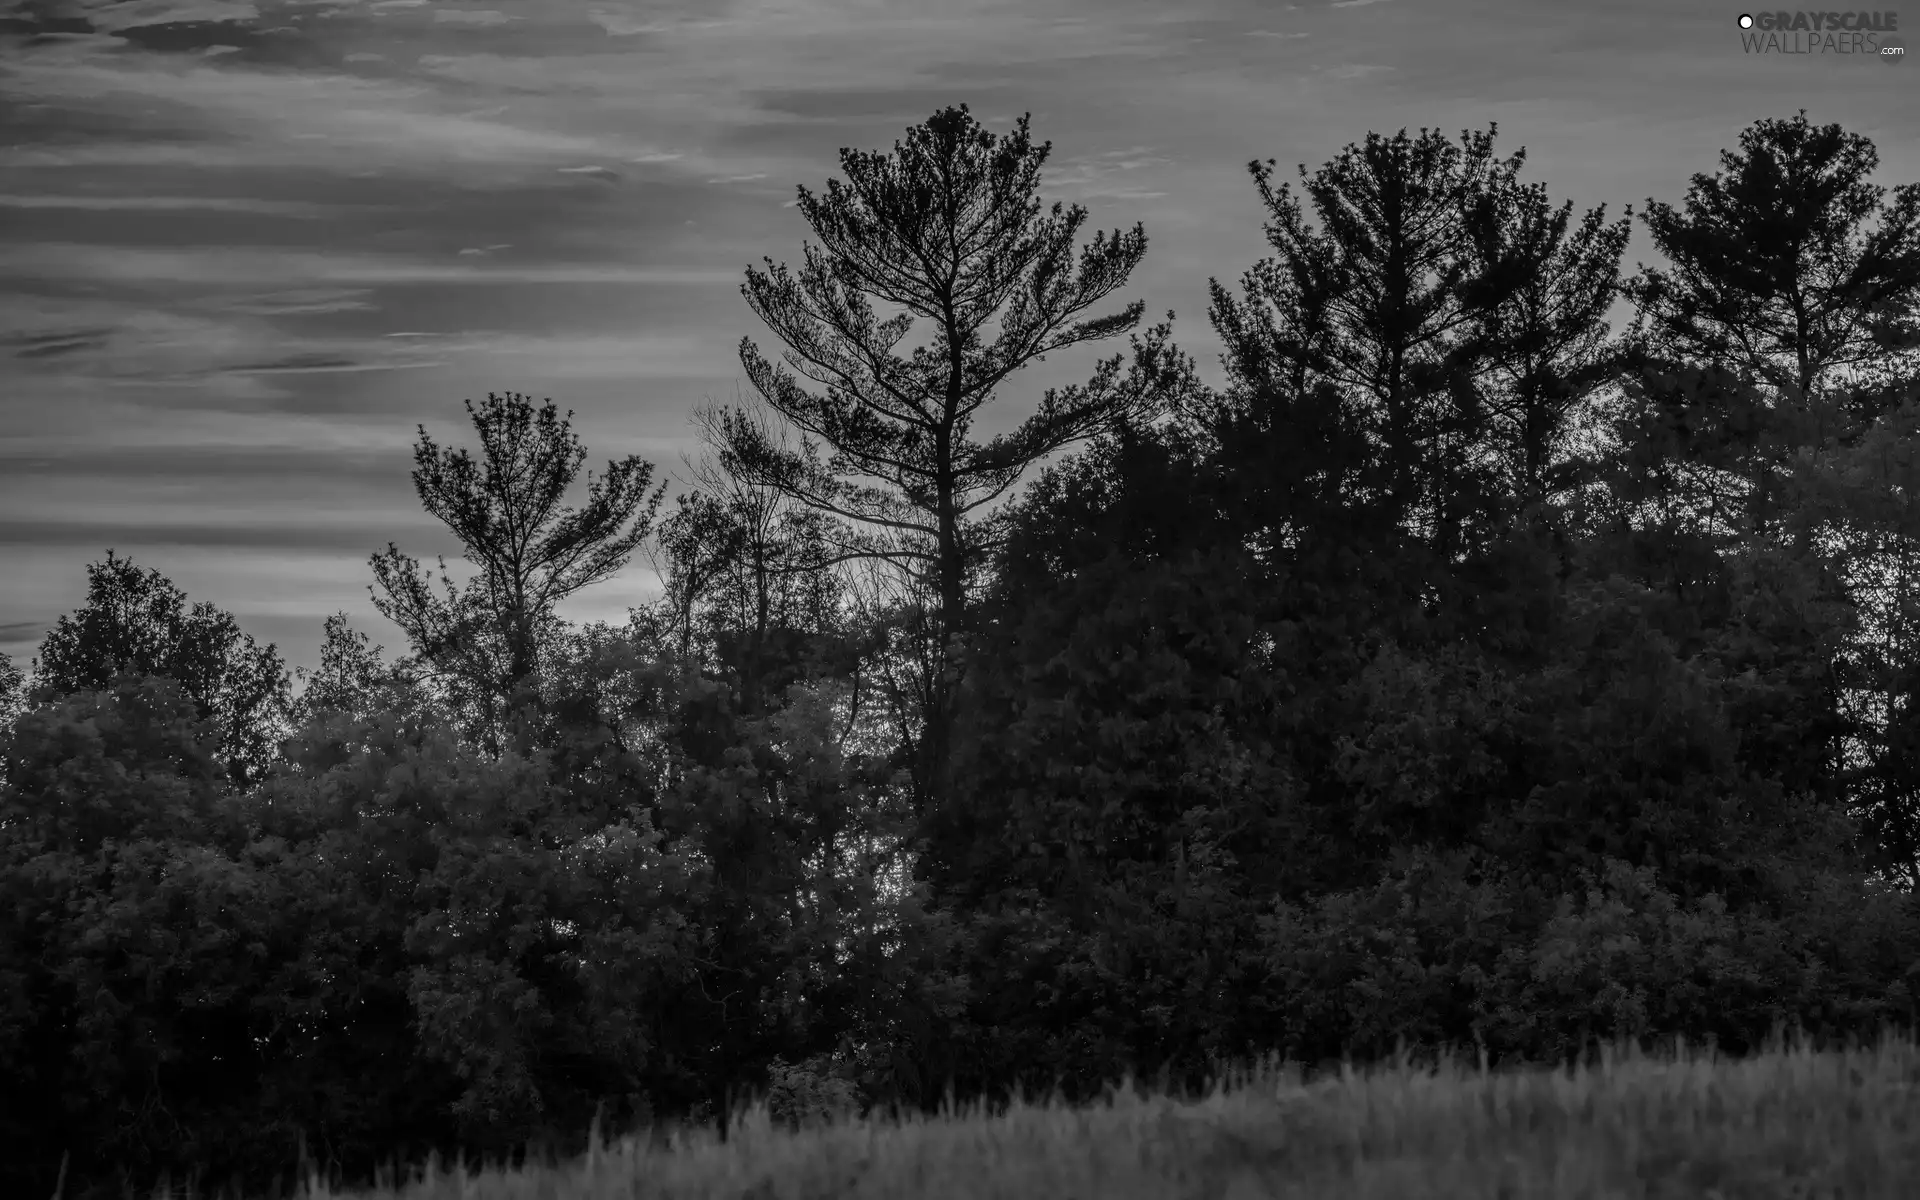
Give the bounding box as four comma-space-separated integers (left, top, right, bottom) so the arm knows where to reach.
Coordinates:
722, 104, 1196, 812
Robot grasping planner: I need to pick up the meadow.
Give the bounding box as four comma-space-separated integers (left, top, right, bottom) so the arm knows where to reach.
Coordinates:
260, 1032, 1920, 1200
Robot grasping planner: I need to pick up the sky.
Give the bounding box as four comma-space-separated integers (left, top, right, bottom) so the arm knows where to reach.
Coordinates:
1, 0, 1916, 679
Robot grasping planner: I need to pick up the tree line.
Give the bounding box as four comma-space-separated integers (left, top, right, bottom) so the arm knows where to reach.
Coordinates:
5, 105, 1920, 1199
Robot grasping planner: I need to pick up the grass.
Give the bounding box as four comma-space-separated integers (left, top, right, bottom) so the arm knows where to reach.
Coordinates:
267, 1032, 1920, 1200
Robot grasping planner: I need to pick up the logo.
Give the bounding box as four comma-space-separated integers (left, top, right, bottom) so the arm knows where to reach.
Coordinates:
1735, 10, 1905, 59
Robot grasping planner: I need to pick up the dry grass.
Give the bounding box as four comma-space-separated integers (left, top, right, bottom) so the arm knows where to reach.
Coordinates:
288, 1034, 1920, 1200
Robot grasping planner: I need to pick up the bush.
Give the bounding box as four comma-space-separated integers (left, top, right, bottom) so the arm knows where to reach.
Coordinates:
763, 1053, 864, 1131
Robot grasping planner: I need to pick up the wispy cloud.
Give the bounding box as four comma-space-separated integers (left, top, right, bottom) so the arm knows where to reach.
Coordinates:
1046, 144, 1175, 203
0, 46, 688, 179
0, 244, 743, 288
56, 0, 265, 34
0, 194, 339, 216
584, 9, 664, 36
0, 295, 444, 395
398, 330, 718, 381
1324, 63, 1395, 79
432, 8, 520, 25
218, 289, 379, 316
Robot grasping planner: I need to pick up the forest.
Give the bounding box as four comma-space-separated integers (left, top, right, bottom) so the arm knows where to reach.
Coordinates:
4, 105, 1920, 1199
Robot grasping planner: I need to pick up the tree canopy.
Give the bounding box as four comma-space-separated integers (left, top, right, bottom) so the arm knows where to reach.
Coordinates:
29, 550, 290, 786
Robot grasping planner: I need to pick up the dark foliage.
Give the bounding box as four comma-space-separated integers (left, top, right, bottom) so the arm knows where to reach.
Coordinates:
29, 551, 291, 786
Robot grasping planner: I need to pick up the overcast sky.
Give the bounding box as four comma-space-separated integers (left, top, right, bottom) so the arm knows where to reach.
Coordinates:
2, 0, 1916, 676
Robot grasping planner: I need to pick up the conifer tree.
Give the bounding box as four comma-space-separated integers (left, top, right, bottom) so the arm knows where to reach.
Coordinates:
1612, 114, 1920, 881
1620, 110, 1920, 541
1209, 125, 1515, 556
723, 104, 1195, 808
371, 392, 666, 755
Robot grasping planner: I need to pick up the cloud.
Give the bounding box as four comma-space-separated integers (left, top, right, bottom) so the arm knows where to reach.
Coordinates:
3, 300, 280, 378
405, 330, 718, 381
0, 0, 1200, 205
222, 355, 448, 375
0, 193, 336, 216
62, 0, 264, 34
6, 329, 113, 360
586, 9, 662, 36
0, 48, 685, 179
431, 9, 520, 25
1, 288, 721, 452
0, 292, 447, 403
0, 243, 742, 288
0, 516, 432, 554
217, 288, 377, 316
1044, 143, 1174, 202
2, 368, 429, 455
0, 444, 411, 485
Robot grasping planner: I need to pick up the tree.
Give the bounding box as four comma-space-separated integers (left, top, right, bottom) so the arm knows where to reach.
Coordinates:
1627, 111, 1920, 412
897, 117, 1920, 1111
1612, 113, 1920, 884
0, 676, 271, 1199
649, 404, 855, 712
1455, 173, 1631, 520
1205, 123, 1625, 658
652, 490, 745, 667
290, 612, 432, 731
370, 392, 667, 755
0, 650, 21, 728
1, 672, 671, 1200
1208, 125, 1519, 561
723, 102, 1196, 808
1617, 111, 1920, 543
1808, 393, 1920, 889
30, 551, 290, 786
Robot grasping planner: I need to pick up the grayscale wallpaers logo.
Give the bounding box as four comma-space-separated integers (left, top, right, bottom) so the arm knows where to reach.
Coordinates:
1737, 11, 1905, 59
